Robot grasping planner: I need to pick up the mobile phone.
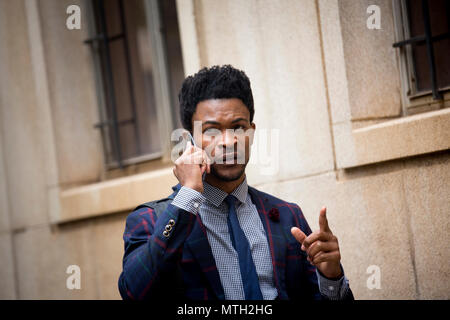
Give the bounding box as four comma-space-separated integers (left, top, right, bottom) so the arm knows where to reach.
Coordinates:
184, 131, 207, 180
185, 131, 197, 148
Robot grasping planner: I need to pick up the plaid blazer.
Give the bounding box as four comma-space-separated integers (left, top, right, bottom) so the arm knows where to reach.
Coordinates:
118, 184, 353, 300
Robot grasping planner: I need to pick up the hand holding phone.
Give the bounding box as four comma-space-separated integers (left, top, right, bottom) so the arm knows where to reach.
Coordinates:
185, 132, 208, 181
172, 132, 210, 193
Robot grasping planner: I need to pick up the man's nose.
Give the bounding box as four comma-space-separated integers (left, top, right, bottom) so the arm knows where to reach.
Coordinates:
219, 130, 237, 149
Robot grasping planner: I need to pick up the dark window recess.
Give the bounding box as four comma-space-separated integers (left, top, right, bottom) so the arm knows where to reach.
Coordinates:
393, 0, 450, 100
159, 0, 185, 130
85, 0, 184, 168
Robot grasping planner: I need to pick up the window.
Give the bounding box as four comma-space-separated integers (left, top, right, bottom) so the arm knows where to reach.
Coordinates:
393, 0, 450, 114
85, 0, 184, 168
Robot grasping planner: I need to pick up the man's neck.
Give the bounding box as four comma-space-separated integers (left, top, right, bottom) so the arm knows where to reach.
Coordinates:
204, 173, 246, 194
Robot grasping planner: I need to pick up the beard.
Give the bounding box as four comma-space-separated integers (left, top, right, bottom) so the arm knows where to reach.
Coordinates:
210, 163, 246, 182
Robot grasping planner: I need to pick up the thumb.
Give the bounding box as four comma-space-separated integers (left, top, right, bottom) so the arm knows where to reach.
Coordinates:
291, 227, 306, 245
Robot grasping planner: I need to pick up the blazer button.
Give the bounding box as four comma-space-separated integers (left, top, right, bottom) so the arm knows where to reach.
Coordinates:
163, 230, 170, 237
165, 225, 172, 232
168, 219, 175, 226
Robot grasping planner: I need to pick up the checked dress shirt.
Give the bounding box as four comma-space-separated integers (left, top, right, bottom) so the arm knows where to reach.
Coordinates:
171, 178, 350, 300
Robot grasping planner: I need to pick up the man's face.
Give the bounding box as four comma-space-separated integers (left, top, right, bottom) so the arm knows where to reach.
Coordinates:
191, 98, 255, 182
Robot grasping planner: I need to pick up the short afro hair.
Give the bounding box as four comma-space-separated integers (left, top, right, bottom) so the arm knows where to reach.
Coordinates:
178, 65, 254, 132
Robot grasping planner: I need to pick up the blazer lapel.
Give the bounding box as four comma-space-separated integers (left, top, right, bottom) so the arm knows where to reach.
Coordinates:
185, 214, 225, 300
248, 187, 289, 300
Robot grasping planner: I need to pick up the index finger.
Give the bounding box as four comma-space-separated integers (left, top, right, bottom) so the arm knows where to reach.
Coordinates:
319, 206, 331, 233
183, 140, 193, 154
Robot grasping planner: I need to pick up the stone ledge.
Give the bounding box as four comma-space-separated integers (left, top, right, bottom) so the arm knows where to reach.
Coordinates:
334, 108, 450, 169
53, 167, 178, 224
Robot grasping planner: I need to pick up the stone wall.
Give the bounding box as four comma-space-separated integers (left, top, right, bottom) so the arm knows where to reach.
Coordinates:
0, 0, 448, 299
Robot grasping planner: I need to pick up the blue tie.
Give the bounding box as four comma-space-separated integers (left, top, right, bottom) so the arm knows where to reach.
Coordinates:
225, 195, 263, 300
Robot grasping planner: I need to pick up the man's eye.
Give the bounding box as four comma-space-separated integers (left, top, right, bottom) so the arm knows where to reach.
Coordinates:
203, 128, 220, 136
235, 125, 248, 132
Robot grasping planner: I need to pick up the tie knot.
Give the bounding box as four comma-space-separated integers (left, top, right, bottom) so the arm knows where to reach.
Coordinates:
224, 194, 237, 208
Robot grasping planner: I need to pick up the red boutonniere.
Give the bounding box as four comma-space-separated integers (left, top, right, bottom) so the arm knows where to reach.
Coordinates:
268, 208, 280, 222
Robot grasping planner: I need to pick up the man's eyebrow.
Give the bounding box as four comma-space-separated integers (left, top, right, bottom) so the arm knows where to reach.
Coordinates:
202, 118, 249, 126
231, 118, 249, 124
203, 120, 220, 126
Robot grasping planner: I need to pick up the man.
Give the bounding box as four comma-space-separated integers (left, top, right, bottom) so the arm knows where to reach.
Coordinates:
118, 65, 353, 300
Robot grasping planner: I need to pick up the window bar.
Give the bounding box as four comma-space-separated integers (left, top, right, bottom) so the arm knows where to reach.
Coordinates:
118, 0, 141, 155
85, 33, 125, 45
393, 32, 450, 48
393, 0, 450, 100
97, 0, 124, 168
446, 0, 450, 35
94, 118, 136, 128
421, 0, 442, 100
392, 35, 425, 48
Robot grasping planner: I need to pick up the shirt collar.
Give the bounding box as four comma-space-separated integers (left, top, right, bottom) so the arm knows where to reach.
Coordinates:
202, 177, 249, 207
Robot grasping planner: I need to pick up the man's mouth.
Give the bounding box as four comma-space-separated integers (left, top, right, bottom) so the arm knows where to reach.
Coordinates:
218, 152, 245, 165
222, 153, 238, 160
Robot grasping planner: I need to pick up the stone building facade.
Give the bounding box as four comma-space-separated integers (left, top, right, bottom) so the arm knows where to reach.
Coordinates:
0, 0, 448, 299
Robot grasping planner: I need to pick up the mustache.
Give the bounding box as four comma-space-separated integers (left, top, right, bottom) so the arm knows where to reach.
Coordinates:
213, 150, 245, 159
202, 144, 247, 164
213, 150, 246, 164
222, 152, 238, 159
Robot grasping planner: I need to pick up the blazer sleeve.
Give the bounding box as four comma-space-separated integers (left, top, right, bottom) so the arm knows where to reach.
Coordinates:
290, 203, 323, 300
118, 203, 196, 300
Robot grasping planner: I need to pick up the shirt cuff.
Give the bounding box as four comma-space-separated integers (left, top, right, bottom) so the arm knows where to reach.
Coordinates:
171, 186, 206, 215
316, 266, 350, 300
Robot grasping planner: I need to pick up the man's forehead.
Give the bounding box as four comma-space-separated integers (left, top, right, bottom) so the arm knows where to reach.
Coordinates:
194, 98, 250, 119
